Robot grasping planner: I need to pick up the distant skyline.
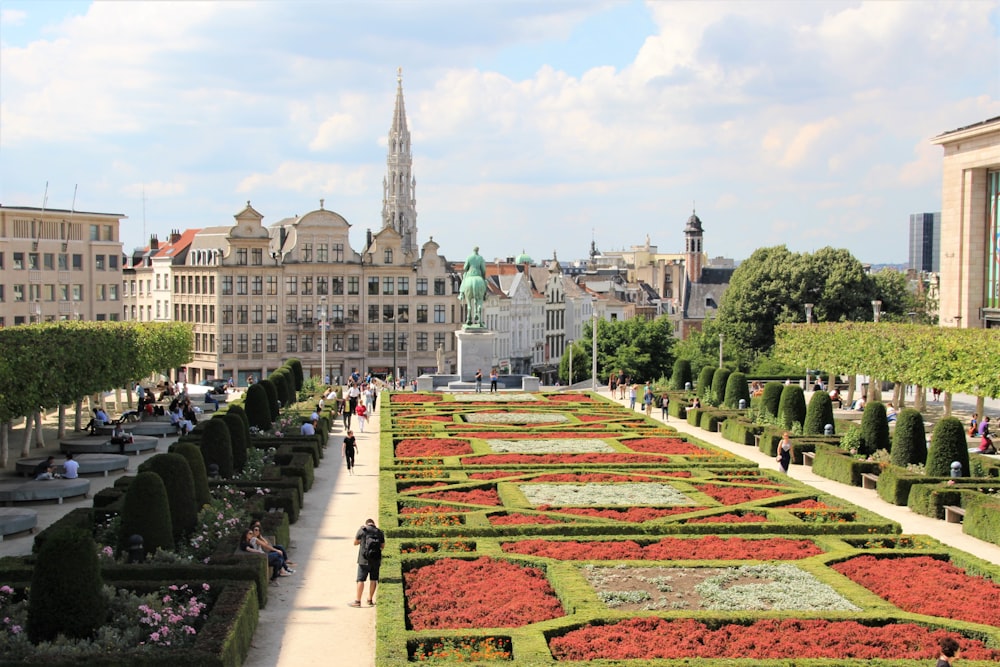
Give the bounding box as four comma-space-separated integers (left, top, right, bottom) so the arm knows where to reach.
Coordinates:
2, 1, 998, 265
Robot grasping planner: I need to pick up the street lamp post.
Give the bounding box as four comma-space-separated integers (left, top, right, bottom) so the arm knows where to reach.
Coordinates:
718, 333, 724, 369
591, 310, 598, 391
319, 296, 327, 385
871, 300, 882, 323
568, 340, 574, 385
392, 313, 398, 388
869, 300, 882, 401
907, 311, 916, 324
805, 303, 814, 324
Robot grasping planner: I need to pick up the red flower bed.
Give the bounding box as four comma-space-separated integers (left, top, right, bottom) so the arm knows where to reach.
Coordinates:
546, 394, 593, 402
530, 472, 659, 483
832, 555, 1000, 627
695, 484, 785, 505
537, 506, 704, 523
488, 513, 567, 525
404, 557, 564, 630
399, 482, 449, 493
391, 393, 442, 403
400, 414, 453, 422
454, 431, 617, 439
686, 512, 768, 523
577, 414, 613, 422
502, 535, 822, 560
621, 438, 712, 455
713, 475, 790, 486
781, 499, 833, 509
417, 488, 502, 506
396, 438, 473, 457
468, 470, 518, 480
463, 453, 660, 465
400, 505, 465, 514
548, 618, 1000, 661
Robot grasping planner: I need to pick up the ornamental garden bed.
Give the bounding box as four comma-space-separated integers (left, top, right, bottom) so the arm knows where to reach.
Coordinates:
378, 392, 1000, 665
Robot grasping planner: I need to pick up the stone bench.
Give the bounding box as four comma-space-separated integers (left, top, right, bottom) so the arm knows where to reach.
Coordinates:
60, 435, 159, 456
128, 421, 181, 437
944, 505, 966, 523
860, 472, 879, 490
0, 507, 38, 540
801, 451, 815, 467
16, 453, 130, 478
0, 478, 90, 506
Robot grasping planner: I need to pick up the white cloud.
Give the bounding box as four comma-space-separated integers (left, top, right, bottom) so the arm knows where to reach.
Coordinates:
237, 162, 374, 197
1, 8, 27, 26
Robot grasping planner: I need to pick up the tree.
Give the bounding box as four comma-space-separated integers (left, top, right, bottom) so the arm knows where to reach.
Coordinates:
711, 368, 731, 407
670, 359, 693, 391
926, 417, 969, 477
859, 402, 890, 456
558, 339, 591, 384
28, 527, 106, 643
244, 384, 272, 431
591, 316, 675, 384
258, 378, 280, 420
890, 408, 927, 467
723, 371, 750, 409
201, 417, 234, 479
169, 441, 211, 507
118, 471, 174, 556
777, 385, 806, 430
804, 390, 835, 435
138, 453, 198, 543
761, 382, 783, 419
697, 367, 715, 400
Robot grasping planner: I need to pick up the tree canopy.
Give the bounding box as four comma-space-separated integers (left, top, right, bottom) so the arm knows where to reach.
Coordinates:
563, 315, 675, 384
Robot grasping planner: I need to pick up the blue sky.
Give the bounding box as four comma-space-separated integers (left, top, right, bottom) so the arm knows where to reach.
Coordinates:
2, 1, 998, 265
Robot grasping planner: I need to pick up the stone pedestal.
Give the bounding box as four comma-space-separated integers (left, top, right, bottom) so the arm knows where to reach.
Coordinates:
455, 329, 496, 382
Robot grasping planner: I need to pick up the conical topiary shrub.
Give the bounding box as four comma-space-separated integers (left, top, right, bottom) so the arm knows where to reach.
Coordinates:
223, 410, 249, 474
118, 471, 174, 557
279, 370, 296, 406
777, 384, 806, 430
697, 366, 715, 400
245, 384, 272, 431
258, 378, 279, 420
859, 401, 890, 456
761, 382, 783, 419
710, 368, 731, 406
289, 358, 304, 391
28, 527, 107, 643
138, 452, 198, 543
804, 390, 835, 435
169, 441, 212, 507
201, 417, 234, 479
926, 417, 969, 477
723, 371, 750, 409
226, 403, 251, 434
670, 359, 692, 391
891, 408, 927, 467
269, 369, 291, 408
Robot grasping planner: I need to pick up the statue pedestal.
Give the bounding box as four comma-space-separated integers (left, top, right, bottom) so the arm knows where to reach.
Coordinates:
455, 329, 496, 382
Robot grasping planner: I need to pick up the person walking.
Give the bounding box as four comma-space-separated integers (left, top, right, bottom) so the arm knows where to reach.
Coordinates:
629, 384, 637, 410
776, 431, 793, 473
342, 430, 357, 474
355, 402, 368, 433
643, 383, 653, 416
350, 518, 385, 608
660, 392, 670, 421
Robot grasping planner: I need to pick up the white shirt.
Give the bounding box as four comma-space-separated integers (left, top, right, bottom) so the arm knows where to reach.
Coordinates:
62, 458, 80, 479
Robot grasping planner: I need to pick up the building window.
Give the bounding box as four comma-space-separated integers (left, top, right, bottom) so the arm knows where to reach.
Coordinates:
368, 276, 379, 295
237, 333, 248, 353
43, 253, 54, 270
384, 249, 393, 264
368, 332, 379, 351
332, 277, 344, 295
348, 334, 359, 351
286, 306, 298, 324
383, 332, 394, 351
417, 278, 428, 295
398, 332, 407, 351
222, 306, 233, 324
252, 248, 263, 265
417, 305, 428, 323
252, 305, 263, 324
266, 333, 278, 353
302, 276, 313, 295
417, 332, 428, 351
267, 305, 277, 323
434, 278, 446, 296
95, 255, 105, 271
317, 244, 329, 262
252, 276, 262, 295
398, 277, 409, 295
13, 252, 24, 270
434, 332, 446, 351
302, 243, 313, 262
347, 305, 359, 323
383, 304, 394, 321
252, 333, 263, 353
285, 276, 298, 295
333, 243, 344, 262
109, 255, 118, 270
96, 285, 106, 301
222, 276, 233, 295
236, 248, 248, 265
13, 285, 24, 302
58, 254, 68, 270
286, 335, 298, 353
72, 254, 83, 270
90, 224, 99, 241
109, 285, 118, 300
348, 276, 359, 295
434, 305, 445, 323
331, 305, 344, 323
266, 276, 277, 295
72, 285, 82, 301
236, 276, 248, 295
382, 277, 394, 295
301, 335, 313, 352
222, 334, 233, 353
397, 304, 409, 322
316, 276, 328, 295
368, 305, 379, 323
332, 333, 344, 351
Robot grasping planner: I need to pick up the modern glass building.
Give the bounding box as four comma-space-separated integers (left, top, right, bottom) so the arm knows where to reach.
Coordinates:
908, 212, 940, 273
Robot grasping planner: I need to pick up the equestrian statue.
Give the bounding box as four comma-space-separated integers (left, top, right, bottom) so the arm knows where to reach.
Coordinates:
459, 246, 487, 329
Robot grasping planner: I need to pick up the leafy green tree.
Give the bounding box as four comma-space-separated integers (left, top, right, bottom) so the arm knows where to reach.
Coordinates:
118, 471, 174, 556
711, 368, 731, 407
927, 417, 969, 477
670, 359, 692, 391
804, 390, 835, 435
558, 339, 591, 384
761, 382, 783, 419
860, 402, 890, 456
777, 384, 806, 430
138, 453, 198, 543
244, 384, 272, 431
891, 408, 927, 467
28, 527, 107, 643
671, 318, 724, 377
590, 316, 675, 384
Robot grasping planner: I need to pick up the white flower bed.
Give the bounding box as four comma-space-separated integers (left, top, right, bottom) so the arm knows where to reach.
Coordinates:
521, 483, 696, 506
465, 412, 569, 424
697, 564, 861, 611
487, 438, 614, 453
453, 392, 539, 402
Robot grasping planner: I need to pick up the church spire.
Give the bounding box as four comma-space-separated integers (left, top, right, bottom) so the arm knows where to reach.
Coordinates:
382, 67, 418, 255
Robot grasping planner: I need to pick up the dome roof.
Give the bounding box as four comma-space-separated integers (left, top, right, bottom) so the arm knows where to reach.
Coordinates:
684, 210, 703, 233
515, 250, 533, 265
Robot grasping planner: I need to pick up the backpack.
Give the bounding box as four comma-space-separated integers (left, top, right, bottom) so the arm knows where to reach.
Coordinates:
362, 527, 382, 561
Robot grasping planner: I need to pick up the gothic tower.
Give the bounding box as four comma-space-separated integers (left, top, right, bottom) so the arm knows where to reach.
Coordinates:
684, 209, 704, 284
382, 68, 418, 255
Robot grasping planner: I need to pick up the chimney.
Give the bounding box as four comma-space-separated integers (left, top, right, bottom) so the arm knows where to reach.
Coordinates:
170, 228, 181, 243
366, 228, 373, 249
149, 235, 159, 251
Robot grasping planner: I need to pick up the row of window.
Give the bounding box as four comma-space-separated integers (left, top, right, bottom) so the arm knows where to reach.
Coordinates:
2, 283, 117, 302
2, 252, 119, 271
218, 331, 446, 354
212, 303, 449, 325
216, 275, 448, 297
0, 312, 118, 328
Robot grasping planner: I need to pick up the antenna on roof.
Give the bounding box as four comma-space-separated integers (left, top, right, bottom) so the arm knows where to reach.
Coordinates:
71, 184, 78, 214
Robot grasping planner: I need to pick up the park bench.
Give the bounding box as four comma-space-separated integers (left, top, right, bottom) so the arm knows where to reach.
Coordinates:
944, 505, 966, 523
860, 472, 879, 490
801, 451, 815, 467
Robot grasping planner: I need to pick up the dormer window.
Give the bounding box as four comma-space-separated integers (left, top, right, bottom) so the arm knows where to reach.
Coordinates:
384, 249, 393, 264
236, 248, 248, 265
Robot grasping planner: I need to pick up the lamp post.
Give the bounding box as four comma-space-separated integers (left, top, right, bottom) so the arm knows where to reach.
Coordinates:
804, 303, 814, 324
871, 300, 882, 323
392, 312, 398, 387
568, 340, 574, 385
319, 296, 327, 385
718, 333, 724, 369
591, 310, 598, 391
869, 300, 882, 402
907, 311, 916, 324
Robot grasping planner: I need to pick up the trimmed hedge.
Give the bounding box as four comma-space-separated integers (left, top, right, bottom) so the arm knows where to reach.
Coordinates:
859, 401, 889, 456
811, 443, 881, 487
723, 371, 750, 409
890, 408, 927, 467
927, 416, 970, 477
710, 368, 731, 407
138, 452, 198, 543
760, 382, 783, 419
118, 471, 174, 556
777, 384, 806, 430
28, 527, 106, 643
803, 390, 834, 435
670, 358, 692, 391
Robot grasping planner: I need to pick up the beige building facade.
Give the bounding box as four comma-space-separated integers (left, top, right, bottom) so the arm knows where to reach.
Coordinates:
0, 205, 125, 326
932, 116, 1000, 329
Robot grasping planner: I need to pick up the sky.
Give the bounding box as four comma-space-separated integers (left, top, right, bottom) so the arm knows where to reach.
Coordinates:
2, 1, 999, 266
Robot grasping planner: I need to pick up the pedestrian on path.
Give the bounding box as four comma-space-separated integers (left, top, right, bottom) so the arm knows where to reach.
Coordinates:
342, 430, 357, 474
351, 518, 384, 608
629, 385, 637, 410
936, 636, 960, 666
660, 392, 670, 421
475, 368, 483, 392
355, 402, 368, 432
776, 431, 793, 473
